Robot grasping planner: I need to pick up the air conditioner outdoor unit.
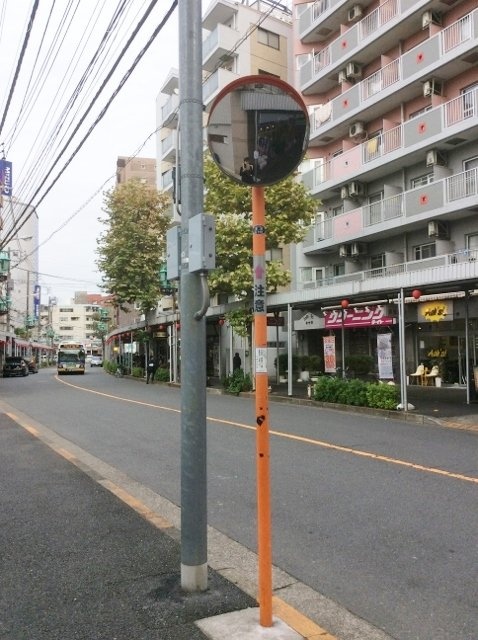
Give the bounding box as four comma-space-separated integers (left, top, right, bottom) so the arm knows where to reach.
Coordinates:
349, 121, 365, 138
350, 242, 367, 257
346, 62, 362, 79
428, 220, 449, 238
422, 10, 441, 28
347, 4, 363, 22
423, 79, 443, 97
426, 149, 447, 166
339, 244, 352, 257
338, 68, 348, 83
349, 181, 365, 198
340, 185, 350, 199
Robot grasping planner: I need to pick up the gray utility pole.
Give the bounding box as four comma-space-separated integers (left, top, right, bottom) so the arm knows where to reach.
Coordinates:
178, 0, 208, 591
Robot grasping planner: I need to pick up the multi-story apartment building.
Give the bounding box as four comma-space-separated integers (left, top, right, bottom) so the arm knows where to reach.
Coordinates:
49, 301, 104, 344
270, 0, 478, 384
157, 0, 295, 206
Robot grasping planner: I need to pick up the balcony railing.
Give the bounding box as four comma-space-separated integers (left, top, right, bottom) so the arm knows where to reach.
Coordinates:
306, 88, 478, 190
305, 8, 477, 121
298, 247, 478, 291
361, 59, 400, 101
305, 168, 478, 246
442, 14, 472, 53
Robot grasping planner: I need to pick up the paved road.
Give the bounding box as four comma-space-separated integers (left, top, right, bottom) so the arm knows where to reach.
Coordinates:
1, 367, 477, 640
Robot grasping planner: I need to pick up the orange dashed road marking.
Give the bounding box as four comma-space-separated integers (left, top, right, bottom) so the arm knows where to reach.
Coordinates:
56, 377, 478, 485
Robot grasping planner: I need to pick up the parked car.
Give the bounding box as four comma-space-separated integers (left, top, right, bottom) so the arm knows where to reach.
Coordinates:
28, 360, 38, 374
90, 355, 103, 367
3, 357, 29, 377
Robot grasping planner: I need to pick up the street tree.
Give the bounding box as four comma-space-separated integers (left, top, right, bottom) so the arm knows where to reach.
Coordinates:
204, 156, 317, 334
96, 180, 171, 315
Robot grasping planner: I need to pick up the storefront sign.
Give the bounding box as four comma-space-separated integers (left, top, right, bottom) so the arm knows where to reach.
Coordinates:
294, 312, 324, 331
323, 335, 336, 373
325, 305, 395, 329
418, 300, 453, 322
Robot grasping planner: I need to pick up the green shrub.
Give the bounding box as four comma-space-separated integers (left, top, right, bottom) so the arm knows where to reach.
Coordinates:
313, 375, 345, 403
313, 376, 398, 410
366, 382, 399, 409
340, 378, 368, 406
307, 354, 322, 372
132, 367, 144, 378
345, 354, 374, 375
223, 369, 253, 394
105, 360, 115, 374
155, 367, 170, 382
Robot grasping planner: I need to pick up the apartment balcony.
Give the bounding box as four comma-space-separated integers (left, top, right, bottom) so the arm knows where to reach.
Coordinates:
203, 23, 239, 73
299, 0, 387, 44
302, 88, 478, 198
299, 5, 478, 100
203, 0, 238, 31
160, 93, 179, 129
269, 247, 478, 308
304, 167, 478, 252
160, 131, 177, 164
203, 67, 239, 107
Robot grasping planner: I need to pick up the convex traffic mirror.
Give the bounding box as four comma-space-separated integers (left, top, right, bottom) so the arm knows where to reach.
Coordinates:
207, 75, 309, 187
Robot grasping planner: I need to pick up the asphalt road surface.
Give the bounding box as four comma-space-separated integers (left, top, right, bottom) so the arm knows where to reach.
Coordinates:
2, 367, 477, 640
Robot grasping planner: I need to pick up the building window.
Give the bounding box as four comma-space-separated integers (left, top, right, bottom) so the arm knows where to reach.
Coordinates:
59, 307, 74, 313
258, 27, 280, 50
300, 267, 312, 282
411, 173, 434, 188
332, 205, 343, 217
414, 242, 436, 260
333, 263, 345, 277
296, 53, 311, 70
368, 192, 383, 225
461, 83, 478, 118
370, 253, 385, 276
409, 106, 432, 119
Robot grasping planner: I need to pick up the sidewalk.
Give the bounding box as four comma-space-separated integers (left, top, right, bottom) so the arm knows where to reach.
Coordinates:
264, 379, 478, 431
0, 411, 320, 640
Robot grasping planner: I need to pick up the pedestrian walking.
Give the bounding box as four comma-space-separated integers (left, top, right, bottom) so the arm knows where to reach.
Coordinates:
233, 352, 242, 373
146, 356, 156, 384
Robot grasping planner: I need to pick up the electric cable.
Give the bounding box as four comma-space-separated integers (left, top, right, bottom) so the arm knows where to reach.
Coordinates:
0, 0, 40, 138
0, 0, 177, 248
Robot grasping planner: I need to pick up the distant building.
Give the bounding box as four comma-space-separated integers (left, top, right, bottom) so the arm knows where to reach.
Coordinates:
116, 156, 156, 187
0, 200, 39, 334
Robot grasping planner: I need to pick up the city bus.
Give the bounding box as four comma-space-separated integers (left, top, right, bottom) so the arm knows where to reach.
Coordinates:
57, 342, 86, 375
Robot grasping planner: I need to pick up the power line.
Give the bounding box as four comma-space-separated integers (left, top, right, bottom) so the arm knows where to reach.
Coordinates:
0, 0, 177, 248
0, 0, 40, 138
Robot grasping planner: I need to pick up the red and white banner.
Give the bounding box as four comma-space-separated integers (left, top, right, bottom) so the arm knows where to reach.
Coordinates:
323, 335, 336, 373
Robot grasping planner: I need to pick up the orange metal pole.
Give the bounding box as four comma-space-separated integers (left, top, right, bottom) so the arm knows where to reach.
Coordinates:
252, 185, 272, 627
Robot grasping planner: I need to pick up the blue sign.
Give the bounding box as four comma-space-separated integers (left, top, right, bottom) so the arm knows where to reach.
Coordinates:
0, 160, 13, 196
33, 285, 41, 320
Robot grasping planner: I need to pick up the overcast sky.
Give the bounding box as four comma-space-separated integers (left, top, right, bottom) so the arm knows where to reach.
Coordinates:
0, 1, 210, 303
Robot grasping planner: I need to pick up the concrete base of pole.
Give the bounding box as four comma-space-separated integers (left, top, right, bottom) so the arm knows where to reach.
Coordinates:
181, 563, 208, 592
